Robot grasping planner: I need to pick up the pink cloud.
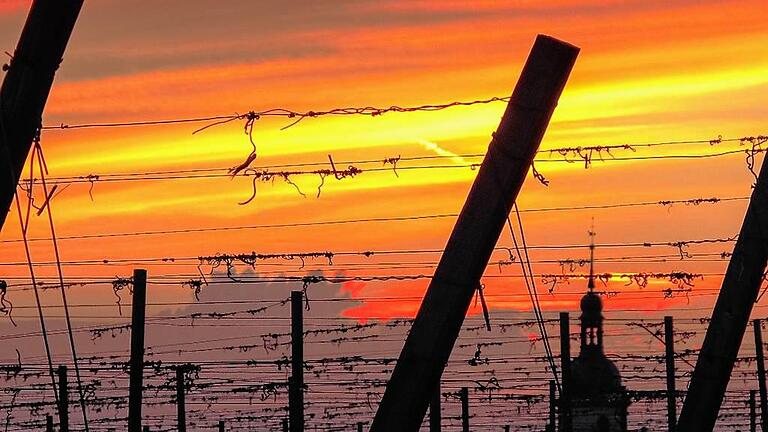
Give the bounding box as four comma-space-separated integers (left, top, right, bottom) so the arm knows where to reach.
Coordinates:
340, 280, 367, 297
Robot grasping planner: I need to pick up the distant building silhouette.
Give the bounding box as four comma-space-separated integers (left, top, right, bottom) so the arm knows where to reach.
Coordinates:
569, 228, 630, 432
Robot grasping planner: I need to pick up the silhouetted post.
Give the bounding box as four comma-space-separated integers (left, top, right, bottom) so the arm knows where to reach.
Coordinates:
460, 387, 469, 432
678, 154, 768, 432
665, 316, 676, 432
46, 415, 53, 432
128, 269, 147, 432
218, 420, 225, 432
142, 427, 149, 432
282, 418, 288, 432
549, 380, 556, 431
369, 35, 579, 432
176, 367, 186, 432
504, 426, 510, 432
429, 382, 441, 432
755, 319, 768, 432
559, 312, 572, 432
290, 291, 304, 432
357, 422, 364, 432
57, 366, 68, 432
751, 390, 757, 432
0, 0, 84, 230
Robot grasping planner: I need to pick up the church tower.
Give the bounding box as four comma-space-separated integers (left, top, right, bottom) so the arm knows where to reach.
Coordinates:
569, 226, 630, 432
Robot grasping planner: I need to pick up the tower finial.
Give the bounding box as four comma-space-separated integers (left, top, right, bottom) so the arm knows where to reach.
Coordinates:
588, 218, 595, 292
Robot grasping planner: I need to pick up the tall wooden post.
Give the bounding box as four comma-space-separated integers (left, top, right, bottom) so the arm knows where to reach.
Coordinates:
460, 387, 469, 432
751, 390, 757, 432
678, 154, 768, 432
57, 366, 68, 432
665, 316, 676, 432
128, 269, 147, 432
429, 382, 441, 432
46, 415, 53, 432
218, 420, 225, 432
549, 380, 556, 431
504, 426, 510, 432
369, 35, 579, 432
357, 422, 364, 432
176, 367, 186, 432
290, 291, 304, 432
755, 319, 768, 432
559, 312, 572, 432
0, 0, 84, 230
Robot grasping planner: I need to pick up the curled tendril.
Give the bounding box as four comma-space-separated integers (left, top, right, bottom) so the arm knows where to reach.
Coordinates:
0, 280, 15, 327
111, 277, 133, 316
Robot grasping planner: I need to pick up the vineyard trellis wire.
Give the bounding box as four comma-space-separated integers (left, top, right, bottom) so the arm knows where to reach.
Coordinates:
1, 90, 765, 431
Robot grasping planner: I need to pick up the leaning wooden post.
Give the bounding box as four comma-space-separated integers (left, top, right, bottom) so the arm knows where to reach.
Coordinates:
290, 291, 304, 432
128, 269, 148, 432
460, 387, 469, 432
176, 367, 186, 432
369, 35, 579, 432
429, 382, 441, 432
677, 153, 768, 432
754, 319, 768, 432
0, 0, 83, 230
559, 312, 572, 432
57, 366, 68, 432
665, 316, 676, 432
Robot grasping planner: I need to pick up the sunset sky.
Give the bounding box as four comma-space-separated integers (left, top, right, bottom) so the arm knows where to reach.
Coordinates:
0, 0, 764, 312
0, 1, 767, 430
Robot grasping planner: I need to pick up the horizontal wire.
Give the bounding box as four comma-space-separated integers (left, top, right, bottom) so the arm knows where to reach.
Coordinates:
0, 195, 747, 245
19, 144, 768, 187
41, 95, 512, 130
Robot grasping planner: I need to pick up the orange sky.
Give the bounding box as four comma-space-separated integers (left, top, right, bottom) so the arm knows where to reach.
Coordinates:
2, 2, 768, 430
0, 0, 766, 322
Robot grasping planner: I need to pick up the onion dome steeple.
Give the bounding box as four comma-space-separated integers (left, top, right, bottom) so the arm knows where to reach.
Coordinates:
569, 223, 630, 432
571, 224, 622, 396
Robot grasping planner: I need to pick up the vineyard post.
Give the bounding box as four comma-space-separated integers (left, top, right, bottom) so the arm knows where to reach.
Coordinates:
369, 34, 579, 432
176, 367, 186, 432
559, 312, 572, 432
0, 0, 83, 229
290, 291, 304, 432
754, 319, 768, 431
677, 153, 768, 431
549, 380, 556, 431
57, 366, 68, 432
128, 269, 148, 432
665, 316, 676, 432
751, 390, 757, 432
460, 387, 469, 432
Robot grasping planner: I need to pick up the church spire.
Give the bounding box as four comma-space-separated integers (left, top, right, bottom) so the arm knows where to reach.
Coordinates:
580, 220, 604, 353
